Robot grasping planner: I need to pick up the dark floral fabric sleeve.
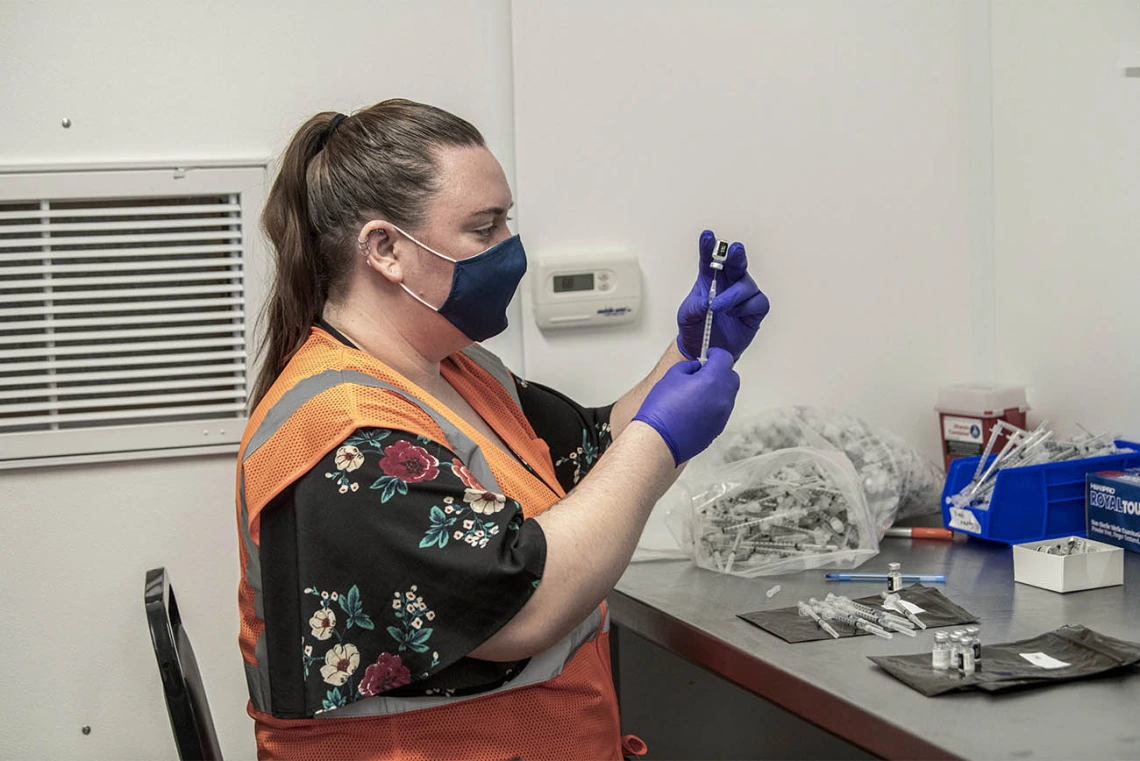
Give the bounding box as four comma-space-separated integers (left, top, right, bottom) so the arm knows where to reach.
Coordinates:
512, 376, 615, 492
257, 428, 546, 718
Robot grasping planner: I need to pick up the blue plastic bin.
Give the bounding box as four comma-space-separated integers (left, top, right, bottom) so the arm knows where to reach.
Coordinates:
941, 439, 1140, 544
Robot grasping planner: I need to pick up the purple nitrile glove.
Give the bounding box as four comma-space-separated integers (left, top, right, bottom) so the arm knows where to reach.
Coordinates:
677, 229, 771, 362
632, 348, 741, 466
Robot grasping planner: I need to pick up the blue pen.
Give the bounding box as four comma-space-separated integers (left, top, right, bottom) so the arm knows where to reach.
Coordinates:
825, 573, 946, 583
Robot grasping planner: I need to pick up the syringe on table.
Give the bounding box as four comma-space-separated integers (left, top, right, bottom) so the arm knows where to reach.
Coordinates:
698, 239, 730, 365
796, 594, 923, 640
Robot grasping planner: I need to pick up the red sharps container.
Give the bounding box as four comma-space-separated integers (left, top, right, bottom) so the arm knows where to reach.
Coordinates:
936, 384, 1029, 472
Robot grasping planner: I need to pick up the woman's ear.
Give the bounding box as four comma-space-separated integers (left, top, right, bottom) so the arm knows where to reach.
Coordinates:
358, 220, 403, 284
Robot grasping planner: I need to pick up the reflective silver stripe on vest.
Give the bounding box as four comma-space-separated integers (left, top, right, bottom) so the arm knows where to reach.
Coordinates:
461, 343, 521, 410
318, 604, 606, 719
243, 369, 506, 491
239, 348, 517, 713
238, 469, 272, 714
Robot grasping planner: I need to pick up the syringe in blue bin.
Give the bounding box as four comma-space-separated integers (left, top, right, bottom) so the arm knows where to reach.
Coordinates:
949, 420, 1129, 510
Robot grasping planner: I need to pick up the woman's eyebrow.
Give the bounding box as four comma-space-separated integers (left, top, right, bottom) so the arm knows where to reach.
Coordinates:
467, 201, 515, 220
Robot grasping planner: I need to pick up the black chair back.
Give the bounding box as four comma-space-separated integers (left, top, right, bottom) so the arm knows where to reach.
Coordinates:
145, 567, 223, 761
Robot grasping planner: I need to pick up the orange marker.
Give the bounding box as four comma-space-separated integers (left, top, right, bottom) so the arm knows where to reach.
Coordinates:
884, 527, 955, 540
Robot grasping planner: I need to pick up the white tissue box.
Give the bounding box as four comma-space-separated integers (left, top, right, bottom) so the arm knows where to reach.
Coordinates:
1013, 536, 1124, 593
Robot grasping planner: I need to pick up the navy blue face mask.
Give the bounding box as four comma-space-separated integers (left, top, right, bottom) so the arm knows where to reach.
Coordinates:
385, 225, 528, 343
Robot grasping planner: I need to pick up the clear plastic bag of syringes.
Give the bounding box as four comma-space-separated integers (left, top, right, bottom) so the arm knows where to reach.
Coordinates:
665, 447, 881, 577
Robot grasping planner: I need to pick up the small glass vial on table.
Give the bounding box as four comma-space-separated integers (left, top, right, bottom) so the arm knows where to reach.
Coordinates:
932, 632, 951, 670
965, 625, 982, 667
949, 632, 964, 671
959, 637, 977, 673
886, 562, 903, 592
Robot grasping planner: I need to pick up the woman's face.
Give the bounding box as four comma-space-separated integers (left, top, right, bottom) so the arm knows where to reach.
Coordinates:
397, 145, 514, 310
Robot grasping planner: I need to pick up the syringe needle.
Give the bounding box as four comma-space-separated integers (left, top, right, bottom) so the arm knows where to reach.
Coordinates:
855, 620, 893, 640
798, 600, 840, 639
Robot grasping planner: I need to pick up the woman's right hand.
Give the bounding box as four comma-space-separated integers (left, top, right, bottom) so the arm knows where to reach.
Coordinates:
632, 347, 740, 466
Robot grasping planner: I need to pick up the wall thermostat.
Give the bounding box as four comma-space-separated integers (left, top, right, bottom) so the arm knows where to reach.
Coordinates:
532, 252, 642, 330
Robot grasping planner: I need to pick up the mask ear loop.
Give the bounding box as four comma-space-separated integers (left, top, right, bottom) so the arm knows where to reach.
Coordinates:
390, 224, 458, 263
358, 228, 443, 313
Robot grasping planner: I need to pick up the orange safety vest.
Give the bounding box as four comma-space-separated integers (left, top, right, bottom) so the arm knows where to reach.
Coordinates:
235, 328, 623, 760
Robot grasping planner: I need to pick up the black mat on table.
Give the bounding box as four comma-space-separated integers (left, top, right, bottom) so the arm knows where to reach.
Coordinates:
869, 625, 1140, 696
739, 584, 977, 644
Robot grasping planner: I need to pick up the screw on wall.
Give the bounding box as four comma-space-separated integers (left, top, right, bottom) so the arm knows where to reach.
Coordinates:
81, 726, 91, 735
61, 118, 72, 128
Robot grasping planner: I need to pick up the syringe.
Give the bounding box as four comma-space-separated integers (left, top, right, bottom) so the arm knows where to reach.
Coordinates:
797, 601, 841, 639
714, 506, 812, 533
824, 594, 916, 637
810, 598, 893, 640
880, 591, 927, 630
698, 239, 730, 365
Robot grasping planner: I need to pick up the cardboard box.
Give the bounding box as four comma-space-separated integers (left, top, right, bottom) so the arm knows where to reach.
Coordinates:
1087, 470, 1140, 553
1013, 537, 1124, 593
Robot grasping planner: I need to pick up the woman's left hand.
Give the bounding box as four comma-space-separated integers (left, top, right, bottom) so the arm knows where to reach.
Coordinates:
676, 229, 770, 361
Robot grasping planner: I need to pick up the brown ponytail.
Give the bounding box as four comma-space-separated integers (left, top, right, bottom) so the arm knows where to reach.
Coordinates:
250, 99, 485, 409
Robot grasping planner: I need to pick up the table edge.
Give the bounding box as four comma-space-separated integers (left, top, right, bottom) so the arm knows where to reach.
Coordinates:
609, 588, 963, 761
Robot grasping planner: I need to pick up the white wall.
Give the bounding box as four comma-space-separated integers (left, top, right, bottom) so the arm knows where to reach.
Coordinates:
5, 1, 1140, 758
991, 0, 1140, 441
511, 0, 992, 460
0, 455, 245, 759
0, 2, 516, 758
0, 0, 523, 369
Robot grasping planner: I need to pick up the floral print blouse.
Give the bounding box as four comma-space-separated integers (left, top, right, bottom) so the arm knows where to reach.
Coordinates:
257, 322, 614, 718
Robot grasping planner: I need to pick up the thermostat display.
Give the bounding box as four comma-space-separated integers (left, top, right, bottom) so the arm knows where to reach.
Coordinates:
553, 273, 595, 293
533, 251, 642, 330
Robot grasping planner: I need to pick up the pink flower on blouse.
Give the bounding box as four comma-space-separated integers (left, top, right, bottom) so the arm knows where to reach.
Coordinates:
357, 653, 412, 697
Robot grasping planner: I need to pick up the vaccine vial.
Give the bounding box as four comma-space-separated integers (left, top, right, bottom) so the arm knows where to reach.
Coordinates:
965, 625, 982, 667
959, 637, 976, 673
949, 632, 964, 671
932, 632, 951, 670
887, 562, 903, 592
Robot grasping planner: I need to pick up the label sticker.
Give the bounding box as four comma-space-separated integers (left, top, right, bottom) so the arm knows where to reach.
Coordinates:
948, 507, 982, 534
943, 416, 984, 444
943, 416, 984, 458
896, 600, 927, 615
1019, 652, 1071, 670
882, 599, 927, 615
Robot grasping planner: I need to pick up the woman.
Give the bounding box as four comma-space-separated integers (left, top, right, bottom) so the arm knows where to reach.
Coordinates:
236, 98, 768, 760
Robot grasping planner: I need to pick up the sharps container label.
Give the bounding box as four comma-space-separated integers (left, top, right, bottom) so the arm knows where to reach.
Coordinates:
943, 416, 984, 458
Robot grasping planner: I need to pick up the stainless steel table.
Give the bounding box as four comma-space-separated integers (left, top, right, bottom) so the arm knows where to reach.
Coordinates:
611, 538, 1140, 760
